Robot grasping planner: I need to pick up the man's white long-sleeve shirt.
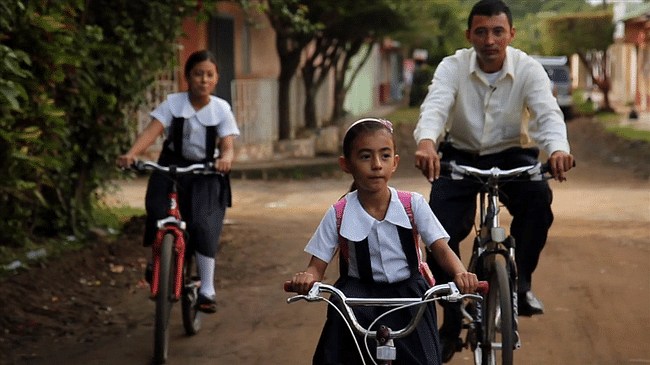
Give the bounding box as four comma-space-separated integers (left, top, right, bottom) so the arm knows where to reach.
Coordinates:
414, 46, 570, 156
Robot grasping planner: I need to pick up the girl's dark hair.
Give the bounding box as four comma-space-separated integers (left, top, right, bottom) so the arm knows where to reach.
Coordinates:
184, 50, 219, 78
468, 0, 513, 30
342, 118, 395, 159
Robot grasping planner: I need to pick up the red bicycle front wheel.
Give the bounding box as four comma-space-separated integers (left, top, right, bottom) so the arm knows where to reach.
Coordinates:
153, 233, 175, 364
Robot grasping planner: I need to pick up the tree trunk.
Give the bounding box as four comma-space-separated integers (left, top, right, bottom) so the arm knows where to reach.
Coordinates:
275, 33, 306, 140
277, 71, 294, 140
301, 37, 340, 129
303, 84, 317, 129
577, 51, 614, 112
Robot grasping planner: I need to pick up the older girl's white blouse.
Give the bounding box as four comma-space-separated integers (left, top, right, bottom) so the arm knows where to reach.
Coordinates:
151, 92, 240, 161
305, 187, 449, 283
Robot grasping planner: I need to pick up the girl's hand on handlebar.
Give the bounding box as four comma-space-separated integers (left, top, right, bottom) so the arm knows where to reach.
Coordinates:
290, 272, 317, 295
117, 154, 137, 169
454, 271, 479, 294
215, 157, 232, 173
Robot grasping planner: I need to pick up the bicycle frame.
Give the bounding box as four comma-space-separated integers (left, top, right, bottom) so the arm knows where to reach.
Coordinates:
470, 177, 517, 289
442, 161, 550, 363
128, 160, 221, 364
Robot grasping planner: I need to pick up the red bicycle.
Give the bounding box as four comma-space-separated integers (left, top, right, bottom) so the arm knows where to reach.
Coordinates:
130, 160, 222, 364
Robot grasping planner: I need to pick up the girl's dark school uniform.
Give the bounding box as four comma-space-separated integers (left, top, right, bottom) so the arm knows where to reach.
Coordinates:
307, 188, 447, 365
143, 92, 240, 258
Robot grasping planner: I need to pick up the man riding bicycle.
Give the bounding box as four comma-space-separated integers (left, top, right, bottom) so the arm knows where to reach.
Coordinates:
412, 0, 575, 362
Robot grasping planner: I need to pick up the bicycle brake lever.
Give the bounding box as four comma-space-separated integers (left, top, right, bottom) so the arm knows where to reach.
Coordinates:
461, 293, 484, 301
287, 295, 309, 304
286, 294, 326, 304
442, 282, 463, 302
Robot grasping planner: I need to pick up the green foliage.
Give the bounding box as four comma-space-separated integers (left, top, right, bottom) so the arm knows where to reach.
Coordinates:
385, 106, 420, 125
604, 125, 650, 142
392, 1, 467, 65
0, 0, 215, 247
541, 10, 614, 56
594, 111, 650, 142
572, 89, 597, 115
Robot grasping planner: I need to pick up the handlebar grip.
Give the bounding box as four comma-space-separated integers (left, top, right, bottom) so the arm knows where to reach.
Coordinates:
476, 281, 489, 294
439, 161, 452, 174
284, 281, 295, 293
284, 280, 317, 293
542, 160, 577, 174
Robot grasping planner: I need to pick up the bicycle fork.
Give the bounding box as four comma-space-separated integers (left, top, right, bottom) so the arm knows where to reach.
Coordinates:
505, 238, 522, 350
151, 226, 186, 300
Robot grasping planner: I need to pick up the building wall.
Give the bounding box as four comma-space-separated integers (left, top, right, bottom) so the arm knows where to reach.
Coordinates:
179, 20, 209, 90
621, 16, 649, 111
609, 42, 637, 106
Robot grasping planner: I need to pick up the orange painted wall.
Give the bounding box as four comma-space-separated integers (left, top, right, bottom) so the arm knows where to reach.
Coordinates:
179, 19, 209, 90
178, 3, 280, 89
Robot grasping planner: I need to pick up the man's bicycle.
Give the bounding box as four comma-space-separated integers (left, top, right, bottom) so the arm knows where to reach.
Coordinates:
439, 161, 553, 365
285, 281, 488, 365
129, 160, 222, 364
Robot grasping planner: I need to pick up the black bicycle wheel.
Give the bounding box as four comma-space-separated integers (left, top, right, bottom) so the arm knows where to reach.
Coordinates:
181, 251, 203, 335
153, 233, 175, 364
480, 257, 514, 365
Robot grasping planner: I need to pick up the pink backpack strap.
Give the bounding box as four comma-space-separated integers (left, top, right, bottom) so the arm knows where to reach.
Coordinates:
333, 198, 349, 264
397, 190, 435, 287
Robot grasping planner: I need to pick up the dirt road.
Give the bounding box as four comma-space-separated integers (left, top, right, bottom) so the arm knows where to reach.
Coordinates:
1, 118, 649, 364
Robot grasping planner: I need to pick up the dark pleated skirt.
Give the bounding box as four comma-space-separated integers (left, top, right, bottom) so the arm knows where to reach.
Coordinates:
142, 149, 230, 258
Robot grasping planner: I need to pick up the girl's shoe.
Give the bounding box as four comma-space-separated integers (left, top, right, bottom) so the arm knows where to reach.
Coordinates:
196, 293, 217, 313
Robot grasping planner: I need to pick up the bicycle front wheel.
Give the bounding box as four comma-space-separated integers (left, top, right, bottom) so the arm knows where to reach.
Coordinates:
153, 233, 175, 364
181, 251, 203, 335
479, 256, 514, 365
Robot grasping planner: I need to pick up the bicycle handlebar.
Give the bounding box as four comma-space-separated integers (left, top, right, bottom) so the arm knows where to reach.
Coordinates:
284, 281, 487, 340
128, 160, 224, 176
439, 161, 550, 182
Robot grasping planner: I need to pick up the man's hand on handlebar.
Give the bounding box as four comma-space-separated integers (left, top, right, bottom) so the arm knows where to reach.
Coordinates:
414, 139, 440, 182
548, 150, 575, 182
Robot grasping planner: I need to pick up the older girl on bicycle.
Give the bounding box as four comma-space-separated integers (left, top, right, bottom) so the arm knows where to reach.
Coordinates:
117, 50, 240, 313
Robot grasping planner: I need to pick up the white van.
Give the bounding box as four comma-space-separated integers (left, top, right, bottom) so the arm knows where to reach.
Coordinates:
532, 56, 573, 120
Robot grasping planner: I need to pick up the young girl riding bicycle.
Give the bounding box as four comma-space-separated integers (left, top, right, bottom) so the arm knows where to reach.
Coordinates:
117, 50, 240, 313
288, 118, 478, 365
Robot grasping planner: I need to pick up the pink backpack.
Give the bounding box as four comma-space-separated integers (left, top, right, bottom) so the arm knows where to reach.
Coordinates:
333, 191, 436, 287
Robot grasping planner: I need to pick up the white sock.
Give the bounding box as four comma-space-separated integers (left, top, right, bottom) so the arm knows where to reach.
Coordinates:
195, 252, 216, 298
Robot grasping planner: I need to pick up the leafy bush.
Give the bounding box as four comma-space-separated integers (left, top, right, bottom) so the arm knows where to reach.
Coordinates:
0, 1, 214, 246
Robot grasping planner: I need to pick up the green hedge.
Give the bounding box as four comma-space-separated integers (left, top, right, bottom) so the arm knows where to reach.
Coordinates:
0, 0, 214, 246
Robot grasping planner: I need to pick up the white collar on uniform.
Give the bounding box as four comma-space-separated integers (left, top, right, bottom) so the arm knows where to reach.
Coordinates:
167, 92, 219, 126
339, 187, 412, 242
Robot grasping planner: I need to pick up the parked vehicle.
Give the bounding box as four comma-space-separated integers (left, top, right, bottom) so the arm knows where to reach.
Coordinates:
532, 56, 573, 120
